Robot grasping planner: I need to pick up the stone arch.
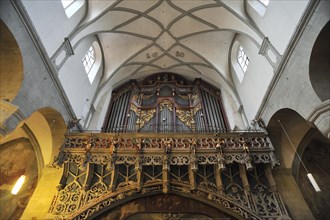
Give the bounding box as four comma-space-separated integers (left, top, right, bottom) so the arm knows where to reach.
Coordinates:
20, 108, 66, 171
37, 108, 67, 165
0, 20, 23, 102
309, 20, 330, 102
267, 108, 330, 219
267, 108, 312, 168
70, 185, 261, 220
291, 128, 330, 219
0, 108, 67, 219
0, 138, 39, 219
0, 108, 66, 171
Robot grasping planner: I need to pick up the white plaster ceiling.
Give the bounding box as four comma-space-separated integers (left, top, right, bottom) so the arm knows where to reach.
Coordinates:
70, 0, 263, 98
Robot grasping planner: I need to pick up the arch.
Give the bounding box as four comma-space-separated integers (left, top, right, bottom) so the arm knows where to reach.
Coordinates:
292, 129, 330, 219
70, 184, 260, 220
309, 20, 330, 101
0, 20, 23, 102
268, 109, 330, 219
0, 108, 66, 168
37, 108, 67, 165
267, 108, 312, 168
95, 194, 236, 220
266, 108, 324, 219
0, 138, 39, 219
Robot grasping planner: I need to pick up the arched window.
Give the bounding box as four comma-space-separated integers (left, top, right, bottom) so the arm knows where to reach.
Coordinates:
61, 0, 84, 18
258, 0, 269, 6
61, 0, 75, 9
248, 0, 270, 17
82, 46, 96, 83
237, 45, 250, 77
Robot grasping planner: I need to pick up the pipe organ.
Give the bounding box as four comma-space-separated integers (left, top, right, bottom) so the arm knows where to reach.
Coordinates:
49, 73, 291, 219
103, 73, 228, 133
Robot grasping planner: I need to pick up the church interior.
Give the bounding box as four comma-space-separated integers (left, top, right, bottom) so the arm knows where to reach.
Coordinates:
0, 0, 329, 219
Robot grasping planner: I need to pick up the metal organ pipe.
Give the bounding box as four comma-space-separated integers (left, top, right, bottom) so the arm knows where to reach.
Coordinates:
203, 91, 215, 131
207, 91, 219, 131
210, 93, 221, 131
200, 90, 226, 132
108, 98, 119, 131
120, 92, 130, 130
195, 110, 201, 132
112, 96, 122, 131
104, 74, 228, 133
215, 98, 225, 130
108, 91, 131, 132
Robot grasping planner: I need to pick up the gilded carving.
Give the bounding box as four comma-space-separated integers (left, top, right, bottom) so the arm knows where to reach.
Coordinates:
142, 94, 154, 99
137, 109, 156, 128
51, 132, 288, 220
191, 89, 199, 104
193, 103, 202, 115
113, 86, 132, 101
130, 104, 139, 115
177, 94, 189, 100
159, 100, 173, 112
176, 109, 195, 129
162, 138, 173, 153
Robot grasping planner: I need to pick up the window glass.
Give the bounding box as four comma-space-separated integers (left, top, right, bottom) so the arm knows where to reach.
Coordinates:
61, 0, 75, 9
82, 46, 96, 83
61, 0, 83, 18
258, 0, 269, 6
237, 46, 249, 73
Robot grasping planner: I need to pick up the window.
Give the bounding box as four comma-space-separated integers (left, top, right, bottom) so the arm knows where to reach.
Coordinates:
258, 0, 269, 6
248, 0, 269, 17
61, 0, 75, 9
82, 46, 96, 83
237, 46, 249, 73
61, 0, 84, 18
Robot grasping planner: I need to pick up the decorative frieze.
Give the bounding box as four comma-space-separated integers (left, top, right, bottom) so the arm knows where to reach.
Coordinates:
50, 132, 287, 220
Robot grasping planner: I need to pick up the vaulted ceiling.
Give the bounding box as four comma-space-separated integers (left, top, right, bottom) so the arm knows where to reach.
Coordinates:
68, 0, 263, 96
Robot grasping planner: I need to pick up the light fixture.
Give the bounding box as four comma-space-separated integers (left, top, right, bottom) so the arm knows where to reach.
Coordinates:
11, 175, 26, 195
200, 112, 204, 117
127, 113, 130, 118
278, 120, 321, 192
307, 173, 321, 192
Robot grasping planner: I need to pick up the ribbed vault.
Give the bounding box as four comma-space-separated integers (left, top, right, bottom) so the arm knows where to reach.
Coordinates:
68, 0, 264, 103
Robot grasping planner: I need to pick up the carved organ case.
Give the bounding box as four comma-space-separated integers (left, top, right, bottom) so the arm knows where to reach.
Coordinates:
103, 73, 228, 133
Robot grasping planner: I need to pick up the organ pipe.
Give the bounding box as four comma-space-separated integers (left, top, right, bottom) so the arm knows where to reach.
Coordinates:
103, 74, 228, 133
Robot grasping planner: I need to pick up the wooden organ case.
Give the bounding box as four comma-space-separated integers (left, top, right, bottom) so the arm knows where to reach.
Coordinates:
50, 73, 290, 220
103, 73, 229, 133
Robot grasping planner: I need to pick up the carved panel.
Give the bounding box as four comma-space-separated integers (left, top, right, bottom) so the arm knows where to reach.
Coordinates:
176, 109, 195, 129
50, 132, 288, 220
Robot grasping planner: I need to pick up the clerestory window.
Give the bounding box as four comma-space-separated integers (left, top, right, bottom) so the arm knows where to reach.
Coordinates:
61, 0, 75, 9
258, 0, 270, 6
82, 46, 96, 83
61, 0, 84, 19
248, 0, 269, 17
237, 46, 249, 74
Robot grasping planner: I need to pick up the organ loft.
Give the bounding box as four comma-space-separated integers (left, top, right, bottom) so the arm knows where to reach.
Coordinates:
50, 73, 287, 219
